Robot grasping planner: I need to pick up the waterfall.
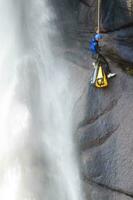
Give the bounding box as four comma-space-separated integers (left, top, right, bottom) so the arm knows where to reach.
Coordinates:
0, 0, 84, 199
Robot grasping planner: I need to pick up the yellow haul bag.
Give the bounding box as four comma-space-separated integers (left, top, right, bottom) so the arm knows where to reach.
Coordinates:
95, 65, 108, 88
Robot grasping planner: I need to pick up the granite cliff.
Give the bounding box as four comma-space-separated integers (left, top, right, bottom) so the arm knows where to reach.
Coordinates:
51, 1, 133, 200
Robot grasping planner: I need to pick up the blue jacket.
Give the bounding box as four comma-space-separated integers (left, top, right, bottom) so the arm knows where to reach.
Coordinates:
89, 37, 98, 54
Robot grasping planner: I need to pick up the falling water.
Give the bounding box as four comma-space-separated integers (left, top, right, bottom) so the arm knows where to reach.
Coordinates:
0, 0, 84, 200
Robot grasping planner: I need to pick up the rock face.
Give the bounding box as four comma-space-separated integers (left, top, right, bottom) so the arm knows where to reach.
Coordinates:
79, 64, 133, 200
77, 1, 133, 200
51, 1, 133, 200
78, 0, 133, 67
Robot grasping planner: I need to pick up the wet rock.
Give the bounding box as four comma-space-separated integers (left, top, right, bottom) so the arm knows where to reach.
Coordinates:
50, 1, 133, 199
100, 0, 133, 32
78, 0, 133, 69
78, 62, 133, 197
75, 2, 133, 199
84, 181, 133, 200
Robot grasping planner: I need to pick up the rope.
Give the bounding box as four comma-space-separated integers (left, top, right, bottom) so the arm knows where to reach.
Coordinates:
97, 0, 101, 33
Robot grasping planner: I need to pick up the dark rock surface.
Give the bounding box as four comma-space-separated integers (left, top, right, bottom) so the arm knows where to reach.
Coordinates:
76, 1, 133, 200
79, 64, 133, 198
51, 0, 133, 200
84, 180, 133, 200
78, 0, 133, 68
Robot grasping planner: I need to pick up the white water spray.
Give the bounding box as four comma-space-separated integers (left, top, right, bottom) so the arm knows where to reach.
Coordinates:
0, 0, 84, 200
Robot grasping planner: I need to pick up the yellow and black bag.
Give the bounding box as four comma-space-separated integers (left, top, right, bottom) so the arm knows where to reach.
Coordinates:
95, 65, 108, 88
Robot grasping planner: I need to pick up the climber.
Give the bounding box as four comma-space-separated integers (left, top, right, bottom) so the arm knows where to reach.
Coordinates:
89, 32, 116, 78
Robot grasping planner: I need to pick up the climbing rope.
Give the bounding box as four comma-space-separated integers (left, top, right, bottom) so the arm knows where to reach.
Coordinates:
97, 0, 101, 33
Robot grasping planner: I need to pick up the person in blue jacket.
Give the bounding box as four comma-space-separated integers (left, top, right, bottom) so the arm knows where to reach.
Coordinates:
90, 32, 116, 78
